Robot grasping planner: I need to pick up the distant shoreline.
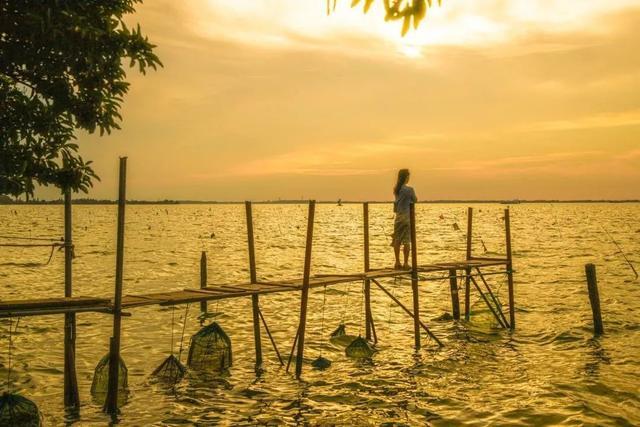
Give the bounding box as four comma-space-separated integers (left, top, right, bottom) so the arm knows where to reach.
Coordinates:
1, 198, 639, 205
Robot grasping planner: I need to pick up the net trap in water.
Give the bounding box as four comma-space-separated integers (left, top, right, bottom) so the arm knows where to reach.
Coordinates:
187, 322, 232, 373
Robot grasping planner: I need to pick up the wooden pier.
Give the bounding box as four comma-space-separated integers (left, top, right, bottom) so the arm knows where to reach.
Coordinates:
0, 158, 515, 416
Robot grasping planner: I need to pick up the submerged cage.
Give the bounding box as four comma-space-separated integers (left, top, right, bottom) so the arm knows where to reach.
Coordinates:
0, 392, 42, 427
345, 336, 375, 358
187, 322, 232, 373
90, 353, 129, 398
151, 354, 187, 384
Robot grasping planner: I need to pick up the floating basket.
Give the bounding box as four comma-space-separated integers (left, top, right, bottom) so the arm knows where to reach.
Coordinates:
330, 323, 346, 338
0, 392, 42, 427
151, 354, 187, 384
187, 322, 232, 373
90, 353, 128, 402
345, 336, 375, 358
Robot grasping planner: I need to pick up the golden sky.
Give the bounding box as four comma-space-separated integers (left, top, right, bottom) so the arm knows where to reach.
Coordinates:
57, 0, 640, 200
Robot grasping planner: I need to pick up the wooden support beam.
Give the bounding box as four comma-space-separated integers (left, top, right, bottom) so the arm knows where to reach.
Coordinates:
504, 208, 515, 329
409, 202, 421, 350
245, 201, 263, 371
449, 268, 460, 320
286, 327, 299, 373
63, 188, 79, 409
370, 278, 443, 347
200, 251, 207, 317
363, 202, 373, 341
104, 157, 127, 415
258, 308, 284, 365
469, 276, 507, 329
295, 200, 316, 378
465, 207, 473, 321
585, 264, 604, 335
474, 267, 510, 328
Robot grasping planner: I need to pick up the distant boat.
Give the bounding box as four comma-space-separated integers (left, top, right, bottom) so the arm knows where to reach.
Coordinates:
337, 198, 342, 206
501, 199, 521, 205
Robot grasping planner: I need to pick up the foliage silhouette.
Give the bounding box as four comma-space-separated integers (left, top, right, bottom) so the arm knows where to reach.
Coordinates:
330, 0, 443, 35
0, 0, 161, 197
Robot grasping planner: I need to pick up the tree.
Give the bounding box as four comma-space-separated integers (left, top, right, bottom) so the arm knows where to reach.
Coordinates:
0, 0, 161, 198
330, 0, 442, 35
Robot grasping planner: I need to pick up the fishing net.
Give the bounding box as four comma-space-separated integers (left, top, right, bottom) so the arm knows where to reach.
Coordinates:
0, 392, 42, 427
187, 322, 232, 373
345, 336, 375, 358
151, 354, 187, 384
90, 353, 128, 399
330, 323, 346, 338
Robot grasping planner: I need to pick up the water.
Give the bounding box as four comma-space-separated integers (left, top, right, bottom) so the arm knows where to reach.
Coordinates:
1, 203, 639, 425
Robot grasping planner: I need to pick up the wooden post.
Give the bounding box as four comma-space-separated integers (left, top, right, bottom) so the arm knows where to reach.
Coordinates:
449, 268, 460, 320
585, 264, 604, 335
295, 200, 316, 379
104, 157, 127, 415
464, 207, 473, 321
63, 188, 79, 409
504, 208, 515, 329
245, 201, 263, 370
200, 251, 207, 315
409, 202, 421, 350
363, 202, 373, 341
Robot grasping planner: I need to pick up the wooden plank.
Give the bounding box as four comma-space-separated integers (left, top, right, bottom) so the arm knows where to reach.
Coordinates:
0, 296, 110, 311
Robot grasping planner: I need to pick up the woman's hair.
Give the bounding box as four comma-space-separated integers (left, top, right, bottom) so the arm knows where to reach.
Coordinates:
393, 169, 410, 196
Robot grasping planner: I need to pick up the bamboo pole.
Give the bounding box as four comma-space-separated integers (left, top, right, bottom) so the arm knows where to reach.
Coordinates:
469, 276, 507, 329
474, 267, 510, 328
464, 207, 473, 321
258, 308, 284, 365
504, 208, 515, 329
370, 278, 443, 346
363, 202, 373, 341
245, 201, 263, 370
585, 264, 604, 335
104, 157, 127, 415
295, 200, 316, 378
200, 251, 207, 316
409, 202, 421, 350
449, 268, 460, 320
63, 188, 79, 409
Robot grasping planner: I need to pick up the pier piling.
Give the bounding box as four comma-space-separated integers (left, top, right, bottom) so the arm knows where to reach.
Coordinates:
245, 202, 263, 370
294, 200, 316, 378
464, 207, 473, 321
363, 202, 373, 342
409, 203, 421, 350
504, 208, 515, 329
104, 157, 127, 415
63, 188, 80, 409
200, 252, 207, 316
449, 268, 460, 320
585, 264, 604, 335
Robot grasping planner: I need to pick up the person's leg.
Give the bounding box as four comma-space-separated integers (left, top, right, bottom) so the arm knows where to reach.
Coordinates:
402, 244, 410, 268
393, 242, 401, 269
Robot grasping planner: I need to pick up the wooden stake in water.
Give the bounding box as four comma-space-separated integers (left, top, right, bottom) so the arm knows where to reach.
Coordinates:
295, 200, 316, 379
465, 207, 473, 321
200, 251, 207, 316
409, 202, 421, 350
504, 208, 516, 329
63, 188, 79, 409
104, 157, 127, 415
245, 201, 263, 370
363, 202, 373, 341
585, 264, 604, 335
449, 268, 460, 320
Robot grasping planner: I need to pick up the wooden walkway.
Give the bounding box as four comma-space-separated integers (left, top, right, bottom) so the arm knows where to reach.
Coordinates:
0, 259, 508, 318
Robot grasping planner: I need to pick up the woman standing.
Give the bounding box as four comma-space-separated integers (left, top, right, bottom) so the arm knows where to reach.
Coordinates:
392, 169, 417, 269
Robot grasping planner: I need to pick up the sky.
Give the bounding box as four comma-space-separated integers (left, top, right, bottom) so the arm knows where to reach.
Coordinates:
41, 0, 640, 201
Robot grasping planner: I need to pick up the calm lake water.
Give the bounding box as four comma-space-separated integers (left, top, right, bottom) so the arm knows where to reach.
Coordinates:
1, 203, 639, 426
